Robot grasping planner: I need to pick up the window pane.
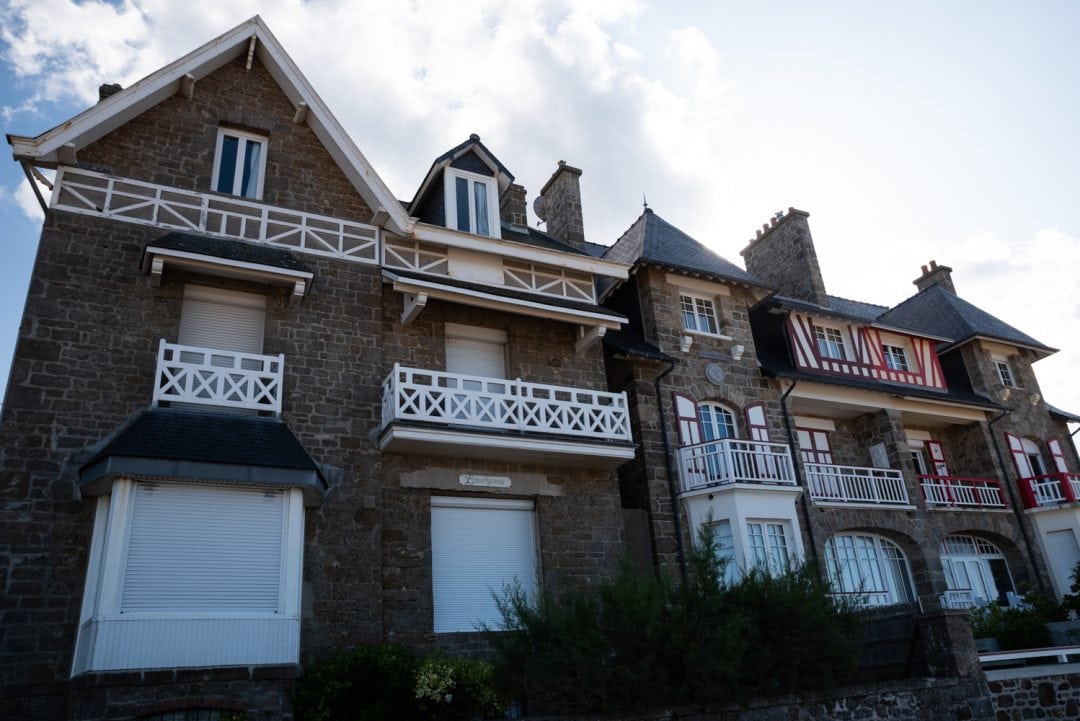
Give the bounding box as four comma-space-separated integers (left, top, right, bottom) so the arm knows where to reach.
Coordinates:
455, 177, 471, 232
240, 139, 262, 198
216, 135, 239, 193
473, 180, 489, 236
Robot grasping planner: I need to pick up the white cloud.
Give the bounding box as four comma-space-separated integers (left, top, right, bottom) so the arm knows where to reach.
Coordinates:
14, 178, 44, 221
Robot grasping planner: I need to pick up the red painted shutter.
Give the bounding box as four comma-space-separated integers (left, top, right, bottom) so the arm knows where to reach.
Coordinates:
672, 393, 701, 446
744, 403, 770, 442
1005, 432, 1032, 478
926, 440, 949, 476
1049, 439, 1069, 473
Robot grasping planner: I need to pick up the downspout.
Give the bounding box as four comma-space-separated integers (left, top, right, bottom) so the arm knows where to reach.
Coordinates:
779, 378, 820, 567
988, 410, 1050, 597
653, 357, 688, 585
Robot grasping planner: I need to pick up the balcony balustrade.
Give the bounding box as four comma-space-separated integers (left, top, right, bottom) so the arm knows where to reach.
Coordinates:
676, 439, 796, 493
381, 364, 632, 442
153, 340, 284, 413
1019, 472, 1080, 509
919, 475, 1006, 510
52, 167, 379, 264
805, 463, 909, 506
940, 589, 977, 609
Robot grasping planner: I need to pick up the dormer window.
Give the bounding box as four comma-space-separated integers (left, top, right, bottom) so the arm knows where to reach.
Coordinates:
993, 357, 1016, 387
680, 294, 719, 335
445, 169, 499, 238
882, 344, 910, 372
814, 325, 846, 360
213, 128, 267, 199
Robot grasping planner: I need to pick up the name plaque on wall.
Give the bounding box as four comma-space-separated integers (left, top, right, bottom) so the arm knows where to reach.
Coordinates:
459, 474, 512, 488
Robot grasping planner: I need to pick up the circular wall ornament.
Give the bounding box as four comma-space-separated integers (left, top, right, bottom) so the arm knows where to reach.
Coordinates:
705, 363, 725, 386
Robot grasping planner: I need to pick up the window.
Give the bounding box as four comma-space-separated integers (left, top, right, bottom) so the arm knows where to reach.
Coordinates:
747, 521, 791, 575
1022, 437, 1047, 477
709, 519, 738, 585
212, 128, 266, 199
940, 535, 1014, 607
824, 534, 915, 607
680, 294, 719, 335
994, 358, 1016, 387
814, 326, 846, 360
797, 428, 833, 465
698, 402, 737, 442
445, 169, 498, 237
72, 481, 304, 673
431, 496, 538, 633
882, 344, 910, 372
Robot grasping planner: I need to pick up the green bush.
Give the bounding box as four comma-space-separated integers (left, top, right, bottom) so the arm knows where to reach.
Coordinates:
969, 600, 1054, 650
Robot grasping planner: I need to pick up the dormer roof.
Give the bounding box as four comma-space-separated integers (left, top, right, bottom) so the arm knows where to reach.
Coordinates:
408, 134, 514, 219
6, 16, 412, 235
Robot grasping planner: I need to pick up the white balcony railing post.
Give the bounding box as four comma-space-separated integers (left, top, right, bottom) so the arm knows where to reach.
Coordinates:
807, 463, 909, 506
153, 340, 284, 413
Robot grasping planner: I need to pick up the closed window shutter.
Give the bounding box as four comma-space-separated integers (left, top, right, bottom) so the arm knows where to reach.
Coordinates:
431, 497, 537, 633
926, 440, 949, 476
744, 403, 770, 442
178, 285, 266, 354
120, 484, 285, 613
1049, 439, 1069, 473
672, 393, 701, 446
1005, 432, 1033, 478
445, 337, 506, 379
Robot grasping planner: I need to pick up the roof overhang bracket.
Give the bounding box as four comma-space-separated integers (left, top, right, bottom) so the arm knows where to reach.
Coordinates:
245, 36, 257, 70
576, 325, 606, 354
180, 73, 196, 99
57, 143, 77, 166
144, 245, 313, 301
402, 292, 428, 325
292, 101, 308, 125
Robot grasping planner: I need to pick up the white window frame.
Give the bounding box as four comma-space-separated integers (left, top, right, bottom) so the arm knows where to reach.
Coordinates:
882, 344, 911, 372
72, 480, 304, 674
824, 533, 915, 607
814, 324, 848, 360
680, 293, 721, 336
211, 128, 268, 200
698, 401, 738, 442
993, 356, 1016, 387
746, 520, 792, 575
444, 168, 500, 238
940, 534, 1015, 607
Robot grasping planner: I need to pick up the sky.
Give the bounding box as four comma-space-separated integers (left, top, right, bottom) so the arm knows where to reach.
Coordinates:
0, 0, 1078, 420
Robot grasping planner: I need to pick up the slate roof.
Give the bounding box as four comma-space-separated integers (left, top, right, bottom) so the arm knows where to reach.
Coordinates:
603, 327, 675, 362
826, 295, 889, 321
603, 209, 767, 288
877, 284, 1056, 353
583, 241, 611, 259
1048, 404, 1080, 424
500, 223, 590, 256
146, 232, 314, 273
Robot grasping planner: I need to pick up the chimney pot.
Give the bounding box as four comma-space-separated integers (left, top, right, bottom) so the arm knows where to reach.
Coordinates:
929, 260, 938, 269
756, 229, 763, 239
914, 260, 956, 294
98, 83, 123, 102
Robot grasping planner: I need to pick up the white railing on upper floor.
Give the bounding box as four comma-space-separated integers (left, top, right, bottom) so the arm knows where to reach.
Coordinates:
806, 463, 909, 506
940, 589, 977, 609
381, 364, 632, 442
919, 475, 1007, 510
676, 438, 796, 493
52, 167, 379, 264
153, 340, 284, 414
1019, 473, 1080, 508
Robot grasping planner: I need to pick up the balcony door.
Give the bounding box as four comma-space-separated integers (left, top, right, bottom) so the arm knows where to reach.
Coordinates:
444, 324, 508, 425
179, 284, 267, 357
698, 402, 736, 483
940, 535, 1014, 607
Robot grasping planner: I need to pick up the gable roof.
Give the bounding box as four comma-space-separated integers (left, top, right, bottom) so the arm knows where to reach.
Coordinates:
7, 16, 413, 235
407, 135, 514, 218
603, 209, 768, 291
877, 284, 1056, 355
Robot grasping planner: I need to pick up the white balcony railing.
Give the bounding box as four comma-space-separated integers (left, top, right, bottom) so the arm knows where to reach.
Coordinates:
940, 589, 977, 609
919, 475, 1007, 510
153, 340, 284, 413
52, 168, 379, 264
381, 364, 632, 442
806, 463, 909, 505
1020, 473, 1080, 508
676, 438, 796, 493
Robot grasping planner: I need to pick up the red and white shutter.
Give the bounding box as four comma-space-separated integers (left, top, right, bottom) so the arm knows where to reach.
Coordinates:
673, 393, 701, 446
1049, 439, 1069, 473
744, 403, 770, 442
926, 440, 949, 476
1005, 432, 1034, 478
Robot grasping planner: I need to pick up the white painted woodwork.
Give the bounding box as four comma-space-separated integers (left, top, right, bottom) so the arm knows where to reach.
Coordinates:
180, 285, 266, 354
1026, 473, 1080, 507
505, 259, 596, 302
383, 237, 450, 274
805, 463, 910, 506
381, 364, 632, 442
676, 438, 796, 492
52, 167, 379, 264
447, 247, 504, 285
430, 496, 537, 633
154, 339, 284, 413
920, 476, 1006, 509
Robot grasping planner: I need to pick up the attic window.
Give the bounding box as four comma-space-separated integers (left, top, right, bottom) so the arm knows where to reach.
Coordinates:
213, 128, 267, 199
444, 168, 499, 238
993, 357, 1016, 387
882, 344, 910, 372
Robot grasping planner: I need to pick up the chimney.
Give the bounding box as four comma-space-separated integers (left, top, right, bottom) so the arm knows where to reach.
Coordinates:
740, 207, 829, 306
914, 260, 955, 294
537, 161, 586, 251
98, 83, 122, 102
499, 183, 528, 228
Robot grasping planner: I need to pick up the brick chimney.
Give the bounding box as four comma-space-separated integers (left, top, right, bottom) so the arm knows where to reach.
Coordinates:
740, 208, 829, 306
499, 183, 528, 228
98, 83, 122, 102
536, 161, 586, 251
914, 260, 955, 294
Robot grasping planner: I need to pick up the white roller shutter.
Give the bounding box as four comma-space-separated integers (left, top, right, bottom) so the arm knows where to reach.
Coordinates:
446, 338, 506, 379
178, 285, 266, 354
120, 483, 285, 613
431, 496, 537, 633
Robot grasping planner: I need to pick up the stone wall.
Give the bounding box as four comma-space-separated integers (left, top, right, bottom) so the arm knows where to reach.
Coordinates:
986, 669, 1080, 720
739, 208, 829, 307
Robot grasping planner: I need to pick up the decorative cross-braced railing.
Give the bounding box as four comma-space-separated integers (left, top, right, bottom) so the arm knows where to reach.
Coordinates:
806, 464, 909, 506
676, 439, 796, 493
383, 237, 449, 274
919, 475, 1006, 510
1019, 472, 1080, 508
153, 340, 284, 414
52, 168, 379, 264
381, 364, 631, 442
940, 589, 977, 609
503, 259, 596, 303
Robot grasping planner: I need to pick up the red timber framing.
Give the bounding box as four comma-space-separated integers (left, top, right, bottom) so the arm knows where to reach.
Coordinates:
786, 313, 946, 390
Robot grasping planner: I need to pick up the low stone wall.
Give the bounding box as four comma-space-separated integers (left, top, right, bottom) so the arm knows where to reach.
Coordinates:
985, 665, 1080, 720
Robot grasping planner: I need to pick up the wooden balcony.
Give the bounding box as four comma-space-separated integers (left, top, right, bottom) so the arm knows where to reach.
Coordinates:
806, 463, 910, 506
153, 340, 284, 414
379, 364, 635, 466
919, 475, 1007, 510
1019, 473, 1080, 509
676, 439, 796, 494
52, 167, 379, 264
